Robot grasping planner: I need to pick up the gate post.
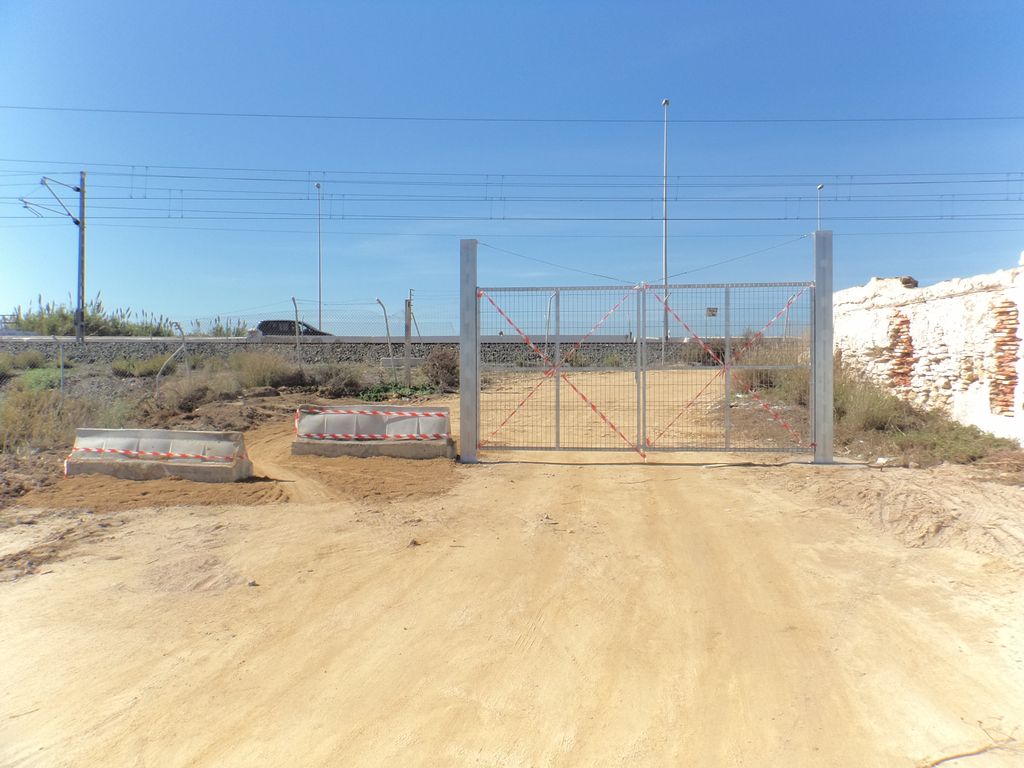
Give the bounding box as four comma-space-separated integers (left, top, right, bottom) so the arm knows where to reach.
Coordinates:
812, 230, 834, 463
459, 239, 480, 463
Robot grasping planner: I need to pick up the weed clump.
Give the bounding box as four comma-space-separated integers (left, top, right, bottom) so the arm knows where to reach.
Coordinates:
0, 389, 92, 452
13, 350, 45, 370
111, 354, 176, 378
230, 352, 305, 389
19, 369, 63, 391
311, 364, 367, 398
422, 347, 459, 391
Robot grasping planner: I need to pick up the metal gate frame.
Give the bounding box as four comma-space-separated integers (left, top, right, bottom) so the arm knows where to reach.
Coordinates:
459, 234, 833, 464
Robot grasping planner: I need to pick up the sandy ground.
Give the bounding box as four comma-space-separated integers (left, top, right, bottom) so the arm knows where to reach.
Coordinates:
2, 404, 1024, 765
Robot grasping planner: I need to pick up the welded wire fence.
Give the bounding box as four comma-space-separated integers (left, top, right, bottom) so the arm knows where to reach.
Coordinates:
477, 282, 813, 454
188, 297, 459, 338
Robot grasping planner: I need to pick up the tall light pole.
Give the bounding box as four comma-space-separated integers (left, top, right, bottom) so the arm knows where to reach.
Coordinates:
661, 97, 670, 364
315, 182, 323, 329
816, 183, 824, 231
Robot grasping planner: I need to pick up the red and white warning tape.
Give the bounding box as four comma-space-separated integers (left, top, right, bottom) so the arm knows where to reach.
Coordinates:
68, 446, 243, 463
297, 432, 449, 441
298, 407, 447, 418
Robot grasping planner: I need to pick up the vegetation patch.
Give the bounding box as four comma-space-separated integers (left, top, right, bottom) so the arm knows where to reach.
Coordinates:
111, 354, 176, 378
359, 382, 436, 401
13, 350, 46, 370
19, 369, 63, 392
752, 360, 1018, 466
0, 389, 93, 452
8, 295, 174, 337
422, 347, 459, 391
230, 352, 305, 389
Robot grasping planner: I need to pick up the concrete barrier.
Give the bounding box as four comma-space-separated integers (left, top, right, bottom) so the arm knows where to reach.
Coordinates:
65, 428, 253, 482
292, 404, 456, 459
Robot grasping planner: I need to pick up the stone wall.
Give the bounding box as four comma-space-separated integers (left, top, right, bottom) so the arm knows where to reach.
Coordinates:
833, 262, 1024, 442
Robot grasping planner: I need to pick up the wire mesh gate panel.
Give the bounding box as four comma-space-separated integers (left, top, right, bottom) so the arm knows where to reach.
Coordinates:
477, 282, 813, 455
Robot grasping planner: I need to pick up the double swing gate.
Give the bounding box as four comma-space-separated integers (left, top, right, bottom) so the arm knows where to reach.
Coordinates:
458, 237, 834, 462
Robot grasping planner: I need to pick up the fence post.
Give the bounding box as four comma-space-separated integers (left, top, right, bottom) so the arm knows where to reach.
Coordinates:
459, 239, 479, 463
291, 297, 301, 368
404, 293, 413, 387
812, 230, 834, 463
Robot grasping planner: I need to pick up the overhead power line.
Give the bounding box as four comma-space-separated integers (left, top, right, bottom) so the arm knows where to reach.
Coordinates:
2, 104, 1024, 124
3, 157, 1024, 178
479, 241, 634, 284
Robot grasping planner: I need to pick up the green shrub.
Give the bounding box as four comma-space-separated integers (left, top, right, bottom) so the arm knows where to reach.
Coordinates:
422, 347, 459, 391
0, 353, 12, 377
358, 382, 435, 401
13, 350, 45, 370
20, 368, 62, 391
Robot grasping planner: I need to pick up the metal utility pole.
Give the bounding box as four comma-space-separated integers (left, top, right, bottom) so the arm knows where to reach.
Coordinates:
77, 171, 86, 343
816, 183, 824, 230
661, 98, 670, 365
29, 172, 87, 341
315, 182, 323, 329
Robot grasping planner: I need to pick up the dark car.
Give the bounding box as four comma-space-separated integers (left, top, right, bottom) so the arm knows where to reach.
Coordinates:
255, 320, 330, 337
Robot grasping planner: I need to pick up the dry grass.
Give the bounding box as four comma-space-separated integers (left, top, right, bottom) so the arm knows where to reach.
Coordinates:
12, 350, 45, 370
229, 352, 305, 389
0, 389, 93, 452
749, 359, 1019, 466
111, 353, 176, 378
422, 347, 459, 391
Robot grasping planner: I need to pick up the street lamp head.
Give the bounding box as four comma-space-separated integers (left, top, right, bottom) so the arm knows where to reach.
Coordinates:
662, 98, 670, 107
315, 182, 321, 190
816, 183, 824, 191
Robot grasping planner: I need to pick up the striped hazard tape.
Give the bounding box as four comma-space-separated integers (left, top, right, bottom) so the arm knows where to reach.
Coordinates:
297, 432, 449, 441
68, 446, 244, 463
298, 407, 447, 418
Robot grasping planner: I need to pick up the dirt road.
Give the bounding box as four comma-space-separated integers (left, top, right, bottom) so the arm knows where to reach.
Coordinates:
2, 420, 1023, 766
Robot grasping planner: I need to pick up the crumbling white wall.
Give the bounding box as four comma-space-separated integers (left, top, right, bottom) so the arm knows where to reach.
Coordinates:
833, 262, 1023, 442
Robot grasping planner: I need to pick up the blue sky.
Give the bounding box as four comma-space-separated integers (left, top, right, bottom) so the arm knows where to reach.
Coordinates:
1, 0, 1022, 330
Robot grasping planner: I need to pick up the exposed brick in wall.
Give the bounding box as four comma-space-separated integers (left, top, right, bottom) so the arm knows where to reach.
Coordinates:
886, 311, 915, 389
990, 299, 1020, 416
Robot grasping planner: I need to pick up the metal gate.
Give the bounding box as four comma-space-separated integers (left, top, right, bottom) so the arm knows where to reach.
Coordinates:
459, 237, 834, 462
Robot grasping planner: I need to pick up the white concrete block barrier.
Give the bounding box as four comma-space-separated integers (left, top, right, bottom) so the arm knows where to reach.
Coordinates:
65, 428, 253, 482
292, 404, 456, 459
